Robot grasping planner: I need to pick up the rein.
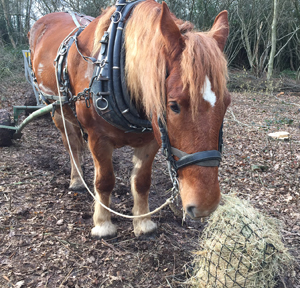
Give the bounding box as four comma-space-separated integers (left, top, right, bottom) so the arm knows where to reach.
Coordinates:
52, 4, 177, 219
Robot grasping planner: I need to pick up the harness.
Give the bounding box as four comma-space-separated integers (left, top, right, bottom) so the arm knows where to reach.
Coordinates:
158, 117, 223, 192
90, 0, 152, 133
52, 0, 224, 197
32, 11, 93, 118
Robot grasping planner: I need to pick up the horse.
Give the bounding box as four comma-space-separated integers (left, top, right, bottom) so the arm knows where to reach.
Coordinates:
28, 0, 231, 239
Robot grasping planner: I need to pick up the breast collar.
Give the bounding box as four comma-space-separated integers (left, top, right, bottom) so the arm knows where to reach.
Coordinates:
90, 0, 152, 133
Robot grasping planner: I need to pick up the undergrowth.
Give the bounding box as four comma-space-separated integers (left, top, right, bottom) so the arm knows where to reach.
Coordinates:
279, 69, 299, 81
0, 45, 27, 84
228, 69, 300, 94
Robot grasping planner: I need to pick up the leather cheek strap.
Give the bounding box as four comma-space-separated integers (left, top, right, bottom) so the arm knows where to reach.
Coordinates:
171, 147, 222, 169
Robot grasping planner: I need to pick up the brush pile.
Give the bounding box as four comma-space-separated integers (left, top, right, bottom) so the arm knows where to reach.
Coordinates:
189, 195, 293, 288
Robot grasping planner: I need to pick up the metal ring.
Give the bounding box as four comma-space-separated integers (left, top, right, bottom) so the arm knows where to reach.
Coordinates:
96, 97, 109, 111
99, 59, 106, 68
59, 46, 67, 55
111, 11, 122, 23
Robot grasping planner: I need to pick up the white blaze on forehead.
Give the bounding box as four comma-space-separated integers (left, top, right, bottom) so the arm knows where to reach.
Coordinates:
202, 76, 216, 107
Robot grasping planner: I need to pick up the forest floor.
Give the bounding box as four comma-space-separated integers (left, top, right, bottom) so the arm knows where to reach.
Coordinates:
0, 81, 299, 287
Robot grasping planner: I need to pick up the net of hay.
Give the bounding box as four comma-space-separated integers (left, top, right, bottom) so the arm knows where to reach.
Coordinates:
189, 195, 293, 288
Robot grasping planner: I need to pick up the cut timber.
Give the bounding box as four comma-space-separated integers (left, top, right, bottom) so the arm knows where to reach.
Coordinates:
268, 131, 289, 140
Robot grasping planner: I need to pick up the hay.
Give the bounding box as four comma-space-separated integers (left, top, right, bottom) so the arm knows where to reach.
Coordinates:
189, 194, 293, 288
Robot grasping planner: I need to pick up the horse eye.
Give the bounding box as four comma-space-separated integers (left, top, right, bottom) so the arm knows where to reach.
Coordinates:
169, 101, 180, 114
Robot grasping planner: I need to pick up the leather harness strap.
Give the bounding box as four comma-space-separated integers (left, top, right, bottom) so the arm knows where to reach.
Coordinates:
68, 11, 82, 27
171, 148, 222, 168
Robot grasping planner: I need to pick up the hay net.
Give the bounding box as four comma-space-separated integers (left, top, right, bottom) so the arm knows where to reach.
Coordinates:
190, 194, 293, 288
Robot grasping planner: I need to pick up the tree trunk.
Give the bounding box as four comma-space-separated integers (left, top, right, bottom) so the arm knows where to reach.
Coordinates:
267, 0, 278, 80
25, 0, 32, 35
1, 0, 17, 49
189, 0, 195, 21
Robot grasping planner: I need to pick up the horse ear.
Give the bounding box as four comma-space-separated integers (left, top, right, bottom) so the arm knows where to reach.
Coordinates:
160, 2, 183, 54
211, 10, 229, 51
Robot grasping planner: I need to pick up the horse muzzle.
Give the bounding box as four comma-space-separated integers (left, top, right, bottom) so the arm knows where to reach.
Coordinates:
185, 201, 220, 219
180, 175, 221, 219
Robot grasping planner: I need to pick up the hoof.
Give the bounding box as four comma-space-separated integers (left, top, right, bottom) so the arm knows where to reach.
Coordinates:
69, 179, 86, 192
133, 219, 157, 237
91, 222, 117, 239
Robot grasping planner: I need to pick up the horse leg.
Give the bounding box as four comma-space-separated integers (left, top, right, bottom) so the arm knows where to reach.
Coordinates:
52, 107, 85, 191
131, 139, 159, 236
90, 140, 117, 239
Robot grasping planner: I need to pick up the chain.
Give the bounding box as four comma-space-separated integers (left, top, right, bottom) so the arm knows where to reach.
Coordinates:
158, 116, 180, 202
71, 74, 98, 108
73, 88, 91, 108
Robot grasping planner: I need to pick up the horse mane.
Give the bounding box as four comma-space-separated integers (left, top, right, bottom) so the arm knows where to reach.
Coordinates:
93, 0, 228, 118
92, 6, 116, 55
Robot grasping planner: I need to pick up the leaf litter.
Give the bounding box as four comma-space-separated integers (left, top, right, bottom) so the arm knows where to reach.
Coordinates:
0, 85, 299, 287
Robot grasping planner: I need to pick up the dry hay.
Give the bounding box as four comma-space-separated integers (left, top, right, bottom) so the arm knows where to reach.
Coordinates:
189, 194, 293, 288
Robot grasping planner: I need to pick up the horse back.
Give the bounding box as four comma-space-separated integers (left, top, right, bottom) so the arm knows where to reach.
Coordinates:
28, 12, 81, 94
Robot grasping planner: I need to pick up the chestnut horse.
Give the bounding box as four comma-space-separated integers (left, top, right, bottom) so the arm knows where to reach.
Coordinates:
28, 0, 231, 238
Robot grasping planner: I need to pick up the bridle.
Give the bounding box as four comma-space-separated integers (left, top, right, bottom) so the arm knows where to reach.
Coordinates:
158, 116, 223, 195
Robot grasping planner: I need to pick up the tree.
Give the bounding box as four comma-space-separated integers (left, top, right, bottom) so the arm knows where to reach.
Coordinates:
1, 0, 17, 48
267, 0, 278, 80
0, 0, 299, 80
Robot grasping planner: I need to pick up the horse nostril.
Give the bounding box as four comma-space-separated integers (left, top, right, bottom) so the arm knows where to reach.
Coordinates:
186, 205, 197, 219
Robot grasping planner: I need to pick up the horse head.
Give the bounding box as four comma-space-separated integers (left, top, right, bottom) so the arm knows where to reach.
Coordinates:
125, 1, 231, 219
126, 4, 222, 222
157, 3, 231, 218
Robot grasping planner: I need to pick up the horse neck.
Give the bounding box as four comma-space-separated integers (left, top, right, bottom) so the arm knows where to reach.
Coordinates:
78, 20, 99, 56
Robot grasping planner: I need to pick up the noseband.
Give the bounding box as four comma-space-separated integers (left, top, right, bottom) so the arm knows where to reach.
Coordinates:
158, 117, 223, 193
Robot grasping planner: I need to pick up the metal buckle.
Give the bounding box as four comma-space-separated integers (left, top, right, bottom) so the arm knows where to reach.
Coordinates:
111, 11, 122, 23
59, 46, 67, 55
